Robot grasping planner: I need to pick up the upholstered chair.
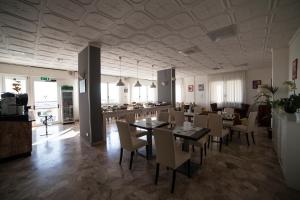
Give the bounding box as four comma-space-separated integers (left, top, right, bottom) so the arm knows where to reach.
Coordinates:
116, 121, 148, 169
125, 113, 147, 137
232, 112, 258, 146
208, 113, 230, 152
193, 106, 202, 114
224, 107, 235, 114
191, 115, 209, 164
174, 111, 185, 126
153, 128, 191, 193
157, 111, 169, 123
168, 107, 176, 127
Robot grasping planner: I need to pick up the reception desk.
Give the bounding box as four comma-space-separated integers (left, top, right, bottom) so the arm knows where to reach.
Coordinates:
0, 115, 34, 160
272, 111, 300, 191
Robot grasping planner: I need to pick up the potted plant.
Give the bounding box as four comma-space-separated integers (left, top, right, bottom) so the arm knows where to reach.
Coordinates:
282, 81, 299, 113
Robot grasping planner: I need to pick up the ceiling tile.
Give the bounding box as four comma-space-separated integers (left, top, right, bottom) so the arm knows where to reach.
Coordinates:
145, 0, 181, 19
43, 14, 75, 32
109, 24, 135, 38
100, 34, 121, 46
179, 26, 204, 38
125, 11, 154, 29
130, 34, 152, 45
0, 13, 37, 33
97, 0, 133, 19
166, 13, 194, 30
233, 0, 269, 22
3, 27, 36, 42
40, 27, 69, 41
47, 0, 85, 20
201, 14, 231, 31
76, 26, 101, 40
146, 25, 170, 38
192, 0, 225, 20
83, 13, 113, 30
0, 0, 39, 21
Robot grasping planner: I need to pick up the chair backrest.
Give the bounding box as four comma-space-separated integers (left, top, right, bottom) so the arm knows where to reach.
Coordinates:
153, 128, 175, 168
158, 111, 169, 123
194, 114, 208, 128
116, 121, 133, 150
125, 113, 136, 132
174, 111, 185, 126
194, 106, 202, 114
168, 107, 175, 121
247, 111, 257, 133
208, 113, 223, 137
224, 107, 235, 114
210, 103, 218, 111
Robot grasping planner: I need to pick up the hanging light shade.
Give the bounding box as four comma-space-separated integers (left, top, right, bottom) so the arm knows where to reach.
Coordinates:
116, 56, 125, 86
150, 64, 156, 88
134, 60, 142, 87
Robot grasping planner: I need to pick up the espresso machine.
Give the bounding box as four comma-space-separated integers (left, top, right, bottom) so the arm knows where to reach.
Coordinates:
0, 93, 28, 115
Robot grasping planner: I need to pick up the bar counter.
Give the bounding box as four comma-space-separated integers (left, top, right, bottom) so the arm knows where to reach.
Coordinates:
0, 114, 34, 160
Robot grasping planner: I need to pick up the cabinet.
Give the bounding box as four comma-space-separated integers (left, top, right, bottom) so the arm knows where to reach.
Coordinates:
61, 88, 74, 124
272, 112, 300, 191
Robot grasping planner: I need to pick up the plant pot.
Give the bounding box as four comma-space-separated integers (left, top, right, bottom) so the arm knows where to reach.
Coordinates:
284, 102, 297, 113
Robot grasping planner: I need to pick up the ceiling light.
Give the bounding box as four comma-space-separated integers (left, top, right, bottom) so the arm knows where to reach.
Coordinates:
134, 60, 142, 87
116, 56, 125, 86
150, 64, 156, 88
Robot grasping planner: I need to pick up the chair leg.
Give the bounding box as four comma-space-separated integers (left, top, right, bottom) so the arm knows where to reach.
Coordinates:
226, 134, 229, 145
245, 132, 250, 146
251, 132, 255, 144
187, 159, 191, 178
129, 151, 134, 170
146, 145, 149, 160
204, 143, 207, 156
219, 137, 223, 152
200, 147, 203, 165
238, 132, 241, 139
119, 148, 123, 165
208, 135, 211, 149
155, 163, 160, 184
171, 170, 176, 193
192, 144, 195, 152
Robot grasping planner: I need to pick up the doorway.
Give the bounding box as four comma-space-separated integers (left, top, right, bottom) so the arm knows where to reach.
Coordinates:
33, 81, 60, 126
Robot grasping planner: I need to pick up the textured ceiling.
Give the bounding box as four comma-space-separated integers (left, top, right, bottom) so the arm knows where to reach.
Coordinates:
0, 0, 300, 79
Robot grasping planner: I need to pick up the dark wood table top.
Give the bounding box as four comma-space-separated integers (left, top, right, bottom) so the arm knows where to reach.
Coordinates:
130, 120, 169, 131
172, 123, 210, 141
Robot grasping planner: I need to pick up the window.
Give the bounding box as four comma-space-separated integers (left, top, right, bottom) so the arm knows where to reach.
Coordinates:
148, 87, 155, 102
108, 83, 119, 104
209, 71, 245, 107
4, 76, 27, 94
176, 84, 182, 103
101, 83, 108, 104
132, 86, 140, 103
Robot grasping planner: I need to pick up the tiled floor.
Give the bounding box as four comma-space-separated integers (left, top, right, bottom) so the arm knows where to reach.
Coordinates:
0, 121, 299, 200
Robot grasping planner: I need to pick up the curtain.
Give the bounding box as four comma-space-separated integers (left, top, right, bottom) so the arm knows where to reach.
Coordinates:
208, 71, 246, 107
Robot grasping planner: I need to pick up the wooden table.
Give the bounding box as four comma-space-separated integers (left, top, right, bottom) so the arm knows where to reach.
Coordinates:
172, 123, 210, 176
130, 120, 169, 159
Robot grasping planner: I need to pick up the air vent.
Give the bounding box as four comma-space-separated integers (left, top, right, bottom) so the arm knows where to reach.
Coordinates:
207, 24, 237, 42
212, 66, 223, 70
178, 46, 201, 56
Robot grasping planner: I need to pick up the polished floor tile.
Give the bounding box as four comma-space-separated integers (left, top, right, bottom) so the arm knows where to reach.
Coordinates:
0, 122, 299, 200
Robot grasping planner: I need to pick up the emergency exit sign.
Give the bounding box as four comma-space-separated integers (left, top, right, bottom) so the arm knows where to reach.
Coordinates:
40, 76, 50, 81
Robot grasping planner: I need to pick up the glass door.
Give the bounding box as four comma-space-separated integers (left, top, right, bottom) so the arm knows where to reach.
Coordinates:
33, 81, 60, 125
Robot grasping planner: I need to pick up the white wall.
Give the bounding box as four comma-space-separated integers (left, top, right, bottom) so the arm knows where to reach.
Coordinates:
289, 27, 300, 94
272, 47, 289, 99
246, 67, 272, 105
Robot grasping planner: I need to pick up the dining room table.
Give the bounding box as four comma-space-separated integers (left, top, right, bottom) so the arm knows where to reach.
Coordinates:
130, 119, 169, 159
172, 122, 210, 176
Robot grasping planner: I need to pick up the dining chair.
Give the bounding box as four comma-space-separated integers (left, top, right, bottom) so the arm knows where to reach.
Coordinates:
191, 115, 209, 164
174, 111, 185, 126
232, 112, 258, 146
208, 113, 230, 152
153, 128, 191, 193
116, 121, 148, 169
224, 107, 235, 114
193, 106, 202, 114
125, 113, 147, 138
157, 111, 169, 123
168, 107, 176, 127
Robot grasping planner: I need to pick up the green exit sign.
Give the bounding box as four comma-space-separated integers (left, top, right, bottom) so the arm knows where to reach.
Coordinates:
40, 77, 50, 81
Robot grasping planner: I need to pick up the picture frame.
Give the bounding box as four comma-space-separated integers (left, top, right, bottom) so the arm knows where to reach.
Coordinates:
292, 58, 298, 80
252, 80, 262, 89
198, 84, 204, 91
188, 85, 194, 92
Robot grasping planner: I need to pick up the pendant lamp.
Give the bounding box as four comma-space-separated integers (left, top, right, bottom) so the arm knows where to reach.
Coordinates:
150, 64, 156, 88
134, 60, 142, 87
116, 56, 125, 86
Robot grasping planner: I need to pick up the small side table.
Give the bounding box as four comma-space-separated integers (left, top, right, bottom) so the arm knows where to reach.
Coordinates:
39, 115, 52, 136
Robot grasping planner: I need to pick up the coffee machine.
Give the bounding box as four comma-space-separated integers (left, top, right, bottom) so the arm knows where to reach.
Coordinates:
0, 93, 28, 115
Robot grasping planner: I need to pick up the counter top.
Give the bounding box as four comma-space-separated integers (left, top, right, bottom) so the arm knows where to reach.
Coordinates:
0, 114, 35, 122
